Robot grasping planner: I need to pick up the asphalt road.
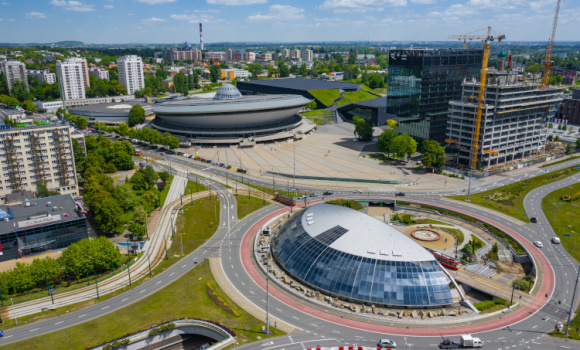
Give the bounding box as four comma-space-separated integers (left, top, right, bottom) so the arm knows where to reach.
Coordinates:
1, 152, 580, 349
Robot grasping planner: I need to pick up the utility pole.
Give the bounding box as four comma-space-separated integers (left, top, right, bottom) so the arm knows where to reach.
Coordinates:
293, 144, 296, 197
266, 250, 271, 336
466, 170, 472, 201
121, 265, 126, 291
44, 270, 54, 305
565, 265, 580, 336
111, 247, 114, 275
85, 260, 90, 285
94, 270, 99, 299
181, 234, 184, 257
127, 258, 132, 286
147, 253, 152, 275
195, 174, 198, 193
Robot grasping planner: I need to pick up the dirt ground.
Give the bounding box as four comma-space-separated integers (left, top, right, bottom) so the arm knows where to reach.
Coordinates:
368, 207, 392, 218
402, 227, 457, 251
0, 250, 62, 273
496, 261, 525, 276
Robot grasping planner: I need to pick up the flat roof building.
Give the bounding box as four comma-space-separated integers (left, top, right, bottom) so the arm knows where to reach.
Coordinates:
117, 55, 145, 95
89, 68, 110, 81
27, 70, 56, 85
0, 194, 87, 262
2, 61, 29, 95
57, 58, 87, 101
386, 49, 483, 144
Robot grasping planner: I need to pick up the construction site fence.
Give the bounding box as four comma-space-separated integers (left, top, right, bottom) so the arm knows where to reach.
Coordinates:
443, 152, 567, 178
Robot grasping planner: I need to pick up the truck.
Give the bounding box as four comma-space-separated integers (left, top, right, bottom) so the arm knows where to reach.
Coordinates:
439, 335, 483, 349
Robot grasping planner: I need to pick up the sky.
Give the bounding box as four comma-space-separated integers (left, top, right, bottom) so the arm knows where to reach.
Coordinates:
0, 0, 578, 44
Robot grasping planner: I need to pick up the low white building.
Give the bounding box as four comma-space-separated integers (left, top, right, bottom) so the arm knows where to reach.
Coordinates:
34, 100, 64, 113
220, 68, 251, 80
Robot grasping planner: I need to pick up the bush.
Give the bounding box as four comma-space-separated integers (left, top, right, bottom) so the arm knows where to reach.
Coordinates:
158, 171, 170, 182
474, 298, 506, 311
103, 163, 117, 174
513, 278, 530, 291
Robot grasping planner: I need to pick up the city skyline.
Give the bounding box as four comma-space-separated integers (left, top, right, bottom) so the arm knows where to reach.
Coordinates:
0, 0, 578, 44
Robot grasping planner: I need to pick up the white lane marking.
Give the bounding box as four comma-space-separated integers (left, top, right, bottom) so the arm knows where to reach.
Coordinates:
276, 308, 282, 312
292, 316, 299, 320
101, 306, 109, 310
182, 264, 186, 268
2, 335, 12, 338
78, 314, 87, 318
122, 298, 128, 302
170, 272, 174, 276
55, 321, 64, 325
139, 289, 146, 294
29, 328, 39, 332
156, 281, 162, 285
532, 325, 538, 329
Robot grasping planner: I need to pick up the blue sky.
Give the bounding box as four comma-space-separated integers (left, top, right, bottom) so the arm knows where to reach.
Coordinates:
0, 0, 578, 44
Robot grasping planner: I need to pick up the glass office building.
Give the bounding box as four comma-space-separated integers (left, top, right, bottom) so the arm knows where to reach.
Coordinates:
386, 49, 483, 144
272, 204, 453, 307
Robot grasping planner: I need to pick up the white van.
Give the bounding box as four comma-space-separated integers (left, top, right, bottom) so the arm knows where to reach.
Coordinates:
552, 237, 561, 244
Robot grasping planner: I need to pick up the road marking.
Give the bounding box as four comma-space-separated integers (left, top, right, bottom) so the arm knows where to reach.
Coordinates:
156, 281, 162, 285
55, 321, 64, 325
78, 314, 87, 318
122, 298, 128, 302
332, 330, 340, 333
2, 335, 12, 338
29, 328, 39, 332
182, 264, 186, 268
101, 306, 109, 310
276, 308, 282, 312
250, 290, 254, 294
140, 289, 146, 294
532, 325, 538, 329
292, 316, 299, 320
170, 272, 174, 276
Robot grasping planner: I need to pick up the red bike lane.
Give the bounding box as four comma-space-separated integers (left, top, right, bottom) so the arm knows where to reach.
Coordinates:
239, 198, 554, 336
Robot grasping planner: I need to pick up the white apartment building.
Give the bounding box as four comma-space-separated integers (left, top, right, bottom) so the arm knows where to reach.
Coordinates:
56, 59, 87, 101
2, 61, 29, 94
117, 55, 145, 95
301, 50, 313, 62
0, 124, 81, 203
220, 68, 251, 80
89, 68, 110, 81
63, 57, 89, 87
27, 70, 57, 84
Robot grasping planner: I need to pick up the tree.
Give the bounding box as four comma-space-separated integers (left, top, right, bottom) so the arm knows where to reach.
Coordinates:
391, 133, 417, 161
555, 135, 560, 142
562, 125, 567, 131
524, 63, 541, 73
421, 139, 446, 172
10, 80, 33, 102
209, 65, 220, 83
129, 222, 147, 239
558, 124, 562, 130
305, 100, 317, 110
352, 116, 374, 141
132, 206, 148, 225
378, 129, 397, 157
576, 138, 580, 149
0, 71, 8, 95
299, 63, 308, 77
128, 105, 145, 126
548, 122, 553, 128
22, 100, 37, 113
547, 135, 553, 142
386, 119, 397, 130
94, 199, 124, 234
278, 62, 289, 78
115, 184, 139, 211
36, 181, 55, 198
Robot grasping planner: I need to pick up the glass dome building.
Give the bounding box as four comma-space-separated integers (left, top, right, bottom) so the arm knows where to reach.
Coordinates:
213, 83, 243, 100
272, 204, 453, 307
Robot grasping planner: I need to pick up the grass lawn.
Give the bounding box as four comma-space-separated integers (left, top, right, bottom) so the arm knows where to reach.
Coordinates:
308, 89, 340, 107
158, 174, 174, 207
336, 99, 353, 106
542, 182, 580, 263
448, 166, 580, 221
415, 218, 452, 226
235, 195, 268, 219
183, 179, 208, 196
359, 84, 381, 95
0, 260, 278, 350
539, 155, 580, 168
441, 227, 465, 245
325, 199, 364, 210
300, 109, 325, 118
342, 91, 377, 103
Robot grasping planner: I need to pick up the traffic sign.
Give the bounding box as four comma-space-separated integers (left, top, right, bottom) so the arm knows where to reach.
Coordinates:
564, 234, 571, 237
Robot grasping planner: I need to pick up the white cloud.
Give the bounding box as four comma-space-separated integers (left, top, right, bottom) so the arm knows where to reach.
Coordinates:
8, 18, 15, 21
50, 0, 95, 12
137, 0, 176, 4
26, 11, 47, 18
207, 0, 266, 4
410, 0, 435, 4
428, 4, 477, 18
247, 5, 304, 21
144, 17, 166, 22
319, 0, 406, 13
1, 2, 8, 5
104, 4, 114, 9
170, 12, 215, 23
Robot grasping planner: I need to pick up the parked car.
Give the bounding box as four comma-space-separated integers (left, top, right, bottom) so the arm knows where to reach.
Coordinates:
0, 330, 4, 337
395, 192, 405, 196
530, 217, 537, 223
353, 189, 362, 194
323, 191, 333, 196
298, 195, 307, 200
159, 152, 165, 156
310, 193, 319, 197
177, 151, 183, 156
534, 241, 543, 248
552, 237, 561, 244
378, 339, 397, 348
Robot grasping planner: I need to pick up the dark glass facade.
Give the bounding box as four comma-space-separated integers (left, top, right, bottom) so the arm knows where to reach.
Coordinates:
272, 214, 453, 307
386, 49, 483, 144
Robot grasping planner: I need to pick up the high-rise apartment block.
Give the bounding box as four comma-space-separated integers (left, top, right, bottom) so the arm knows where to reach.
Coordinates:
63, 57, 90, 88
205, 52, 226, 61
162, 48, 202, 62
89, 68, 110, 81
386, 49, 483, 143
27, 70, 56, 84
0, 124, 81, 203
446, 72, 563, 169
56, 59, 87, 101
2, 61, 29, 94
117, 55, 145, 95
226, 49, 233, 61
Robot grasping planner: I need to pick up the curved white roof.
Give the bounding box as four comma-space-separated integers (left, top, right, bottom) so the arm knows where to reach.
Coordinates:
301, 204, 436, 262
214, 83, 242, 100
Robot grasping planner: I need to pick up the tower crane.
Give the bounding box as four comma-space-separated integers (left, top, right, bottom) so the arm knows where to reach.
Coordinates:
542, 0, 561, 87
448, 31, 490, 49
450, 27, 504, 170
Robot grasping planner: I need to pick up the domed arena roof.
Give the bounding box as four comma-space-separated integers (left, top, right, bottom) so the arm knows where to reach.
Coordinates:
213, 83, 243, 100
498, 50, 507, 58
272, 204, 453, 307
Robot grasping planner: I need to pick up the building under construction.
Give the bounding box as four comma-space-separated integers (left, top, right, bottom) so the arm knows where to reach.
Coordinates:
446, 71, 563, 169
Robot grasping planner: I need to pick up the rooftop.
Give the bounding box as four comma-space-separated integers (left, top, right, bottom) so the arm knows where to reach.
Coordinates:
300, 204, 436, 262
238, 78, 360, 92
67, 100, 155, 116
0, 194, 84, 235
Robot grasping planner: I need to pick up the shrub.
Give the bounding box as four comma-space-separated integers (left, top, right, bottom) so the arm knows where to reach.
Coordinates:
513, 278, 530, 291
158, 171, 170, 182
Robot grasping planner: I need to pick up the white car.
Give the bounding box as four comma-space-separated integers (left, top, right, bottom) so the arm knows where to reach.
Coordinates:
378, 339, 397, 348
552, 237, 561, 244
353, 190, 362, 193
534, 241, 543, 248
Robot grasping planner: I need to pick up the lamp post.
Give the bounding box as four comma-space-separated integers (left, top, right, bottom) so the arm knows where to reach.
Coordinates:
94, 270, 99, 299
85, 260, 90, 285
565, 265, 580, 336
293, 144, 296, 197
266, 250, 271, 336
553, 202, 559, 223
181, 234, 184, 257
44, 270, 54, 305
147, 252, 152, 276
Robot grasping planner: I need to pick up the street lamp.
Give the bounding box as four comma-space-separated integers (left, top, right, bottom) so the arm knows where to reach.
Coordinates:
553, 202, 559, 223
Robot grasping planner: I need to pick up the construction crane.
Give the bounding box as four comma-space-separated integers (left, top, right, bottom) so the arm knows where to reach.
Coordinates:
448, 30, 490, 49
542, 0, 561, 87
463, 27, 505, 170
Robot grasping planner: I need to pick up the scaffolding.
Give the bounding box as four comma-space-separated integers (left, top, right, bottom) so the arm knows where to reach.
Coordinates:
5, 135, 23, 191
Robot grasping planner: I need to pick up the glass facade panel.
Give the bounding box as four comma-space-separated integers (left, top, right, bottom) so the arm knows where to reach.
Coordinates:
272, 213, 453, 307
386, 49, 483, 144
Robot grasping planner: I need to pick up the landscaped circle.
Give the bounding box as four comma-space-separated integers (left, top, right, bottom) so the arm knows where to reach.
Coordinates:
410, 229, 441, 242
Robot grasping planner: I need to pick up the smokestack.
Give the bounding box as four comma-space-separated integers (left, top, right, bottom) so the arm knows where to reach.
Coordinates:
508, 54, 513, 71
199, 23, 204, 51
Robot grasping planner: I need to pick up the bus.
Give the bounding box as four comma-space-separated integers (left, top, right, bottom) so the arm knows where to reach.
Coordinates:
430, 251, 461, 270
274, 192, 295, 206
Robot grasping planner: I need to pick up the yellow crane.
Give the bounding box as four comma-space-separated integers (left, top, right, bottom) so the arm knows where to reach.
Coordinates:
542, 0, 561, 87
448, 32, 489, 49
465, 27, 505, 169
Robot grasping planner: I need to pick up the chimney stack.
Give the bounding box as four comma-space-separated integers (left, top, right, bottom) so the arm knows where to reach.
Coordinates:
199, 23, 204, 51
